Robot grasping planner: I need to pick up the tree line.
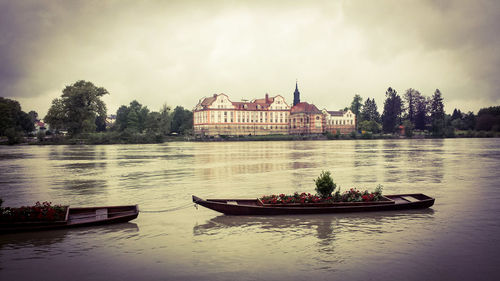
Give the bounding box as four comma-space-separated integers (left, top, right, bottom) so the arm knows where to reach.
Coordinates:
1, 81, 500, 144
1, 80, 193, 144
349, 87, 500, 137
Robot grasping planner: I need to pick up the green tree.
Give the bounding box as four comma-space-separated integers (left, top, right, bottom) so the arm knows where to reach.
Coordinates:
414, 95, 428, 130
430, 89, 445, 136
475, 106, 500, 131
360, 98, 380, 123
382, 87, 403, 133
145, 111, 161, 133
45, 80, 108, 136
44, 98, 66, 131
114, 100, 151, 133
28, 110, 38, 123
115, 105, 129, 131
171, 106, 193, 134
350, 94, 363, 129
126, 110, 140, 131
159, 104, 172, 135
358, 120, 382, 133
403, 88, 423, 126
0, 97, 34, 138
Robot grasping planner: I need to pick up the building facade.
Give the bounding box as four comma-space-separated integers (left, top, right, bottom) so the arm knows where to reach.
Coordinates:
193, 93, 291, 136
193, 83, 356, 137
289, 102, 324, 135
322, 109, 356, 134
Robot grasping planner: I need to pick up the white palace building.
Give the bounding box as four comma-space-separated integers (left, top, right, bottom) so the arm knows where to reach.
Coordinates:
193, 83, 355, 137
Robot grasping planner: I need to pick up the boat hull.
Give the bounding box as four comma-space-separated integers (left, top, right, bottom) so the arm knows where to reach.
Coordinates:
193, 194, 434, 215
0, 205, 139, 233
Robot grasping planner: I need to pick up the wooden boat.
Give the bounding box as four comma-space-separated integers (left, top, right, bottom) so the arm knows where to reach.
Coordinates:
0, 205, 139, 233
192, 194, 434, 215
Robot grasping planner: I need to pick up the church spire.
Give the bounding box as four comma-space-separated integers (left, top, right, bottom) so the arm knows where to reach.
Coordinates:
293, 79, 300, 106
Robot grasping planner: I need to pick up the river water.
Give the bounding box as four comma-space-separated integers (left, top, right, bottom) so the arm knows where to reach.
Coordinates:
0, 139, 499, 281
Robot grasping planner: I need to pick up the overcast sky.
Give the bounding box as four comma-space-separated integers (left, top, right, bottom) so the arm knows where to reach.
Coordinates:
1, 0, 499, 117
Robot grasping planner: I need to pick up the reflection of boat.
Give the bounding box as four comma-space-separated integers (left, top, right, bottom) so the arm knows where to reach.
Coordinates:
0, 222, 139, 248
1, 205, 139, 233
193, 209, 435, 237
192, 194, 434, 215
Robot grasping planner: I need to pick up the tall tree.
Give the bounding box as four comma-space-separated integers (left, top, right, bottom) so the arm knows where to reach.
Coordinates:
350, 94, 363, 129
403, 88, 421, 125
414, 95, 428, 130
115, 105, 130, 131
430, 89, 445, 136
451, 108, 463, 121
45, 80, 108, 136
360, 98, 380, 123
159, 104, 172, 135
382, 87, 403, 133
171, 106, 193, 134
463, 112, 476, 131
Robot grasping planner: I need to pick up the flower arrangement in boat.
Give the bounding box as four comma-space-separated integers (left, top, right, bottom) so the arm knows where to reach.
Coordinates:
259, 171, 384, 205
260, 192, 330, 204
342, 186, 383, 202
0, 201, 67, 222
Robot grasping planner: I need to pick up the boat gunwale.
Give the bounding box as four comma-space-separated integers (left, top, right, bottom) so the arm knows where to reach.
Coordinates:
192, 194, 435, 215
199, 194, 433, 209
0, 205, 139, 233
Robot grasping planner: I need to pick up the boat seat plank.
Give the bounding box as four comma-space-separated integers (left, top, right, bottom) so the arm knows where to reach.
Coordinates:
401, 196, 420, 202
96, 209, 108, 220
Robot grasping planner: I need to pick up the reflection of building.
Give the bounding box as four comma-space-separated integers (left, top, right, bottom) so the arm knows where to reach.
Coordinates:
193, 82, 356, 137
193, 93, 290, 136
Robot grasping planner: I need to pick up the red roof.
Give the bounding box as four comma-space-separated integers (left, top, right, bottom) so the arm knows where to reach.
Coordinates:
291, 102, 321, 114
197, 93, 281, 111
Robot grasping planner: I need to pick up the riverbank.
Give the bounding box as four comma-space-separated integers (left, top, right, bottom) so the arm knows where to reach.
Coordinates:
1, 130, 498, 145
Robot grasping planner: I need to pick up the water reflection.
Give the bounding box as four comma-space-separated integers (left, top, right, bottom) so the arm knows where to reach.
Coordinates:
381, 140, 445, 184
0, 223, 139, 250
406, 139, 444, 183
48, 146, 110, 195
353, 141, 381, 183
194, 142, 291, 181
193, 209, 435, 241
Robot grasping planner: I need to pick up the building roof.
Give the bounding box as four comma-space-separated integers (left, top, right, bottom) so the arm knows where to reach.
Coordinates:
291, 102, 321, 114
200, 95, 217, 107
327, 111, 345, 116
196, 93, 283, 111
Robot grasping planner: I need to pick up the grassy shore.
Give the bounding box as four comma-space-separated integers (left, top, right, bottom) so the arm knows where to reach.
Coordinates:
2, 130, 499, 145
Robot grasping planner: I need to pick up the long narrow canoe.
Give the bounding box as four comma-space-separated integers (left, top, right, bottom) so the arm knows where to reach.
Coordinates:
0, 205, 139, 233
192, 194, 434, 215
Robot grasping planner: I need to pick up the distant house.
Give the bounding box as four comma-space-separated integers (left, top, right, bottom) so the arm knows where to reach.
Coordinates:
322, 109, 356, 134
33, 120, 47, 134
